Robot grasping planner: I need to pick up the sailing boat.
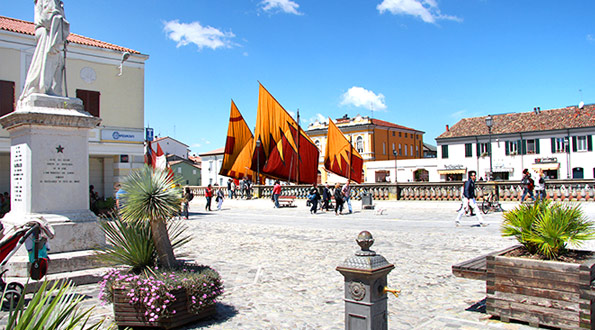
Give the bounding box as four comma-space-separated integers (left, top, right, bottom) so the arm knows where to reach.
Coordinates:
251, 83, 319, 184
324, 118, 364, 183
220, 100, 259, 182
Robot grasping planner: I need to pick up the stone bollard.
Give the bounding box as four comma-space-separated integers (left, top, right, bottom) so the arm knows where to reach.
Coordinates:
336, 231, 399, 330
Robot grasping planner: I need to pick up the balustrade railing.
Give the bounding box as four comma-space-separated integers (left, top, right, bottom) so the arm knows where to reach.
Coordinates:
186, 179, 595, 202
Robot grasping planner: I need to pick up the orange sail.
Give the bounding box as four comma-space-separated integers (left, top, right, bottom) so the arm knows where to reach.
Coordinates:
252, 83, 319, 184
324, 118, 364, 183
220, 100, 258, 181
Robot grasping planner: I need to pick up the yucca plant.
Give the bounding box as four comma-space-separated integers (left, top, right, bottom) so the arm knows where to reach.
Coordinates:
502, 201, 595, 259
119, 165, 182, 268
96, 212, 191, 273
6, 280, 110, 330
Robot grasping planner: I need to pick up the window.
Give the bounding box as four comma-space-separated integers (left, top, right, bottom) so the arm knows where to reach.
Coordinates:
0, 80, 15, 117
404, 133, 408, 138
506, 141, 519, 155
392, 132, 395, 137
404, 145, 407, 156
356, 136, 364, 153
209, 160, 213, 171
392, 143, 395, 153
441, 145, 449, 159
551, 137, 568, 153
315, 140, 320, 150
525, 139, 540, 154
573, 135, 593, 152
76, 89, 100, 117
416, 144, 419, 157
410, 145, 413, 157
465, 143, 472, 157
177, 167, 182, 174
193, 169, 197, 175
476, 142, 490, 156
383, 142, 386, 155
399, 132, 402, 137
398, 144, 402, 156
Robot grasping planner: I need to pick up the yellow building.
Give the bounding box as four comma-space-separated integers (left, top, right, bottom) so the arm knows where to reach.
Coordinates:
306, 114, 424, 183
0, 16, 148, 198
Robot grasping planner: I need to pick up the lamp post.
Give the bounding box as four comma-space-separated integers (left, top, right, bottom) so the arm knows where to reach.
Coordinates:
392, 149, 398, 183
485, 115, 493, 180
255, 140, 261, 185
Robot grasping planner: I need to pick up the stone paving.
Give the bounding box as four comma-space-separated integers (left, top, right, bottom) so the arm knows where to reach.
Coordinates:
3, 199, 595, 329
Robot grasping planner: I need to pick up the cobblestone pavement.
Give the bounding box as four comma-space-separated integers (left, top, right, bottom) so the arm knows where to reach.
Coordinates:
3, 199, 595, 329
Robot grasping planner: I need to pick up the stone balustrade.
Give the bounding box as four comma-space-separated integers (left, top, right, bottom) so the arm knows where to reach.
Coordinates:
186, 179, 595, 202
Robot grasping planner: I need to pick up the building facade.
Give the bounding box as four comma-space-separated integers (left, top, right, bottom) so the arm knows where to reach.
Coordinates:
436, 104, 595, 181
199, 147, 225, 187
0, 16, 148, 198
168, 157, 201, 186
153, 136, 190, 159
306, 114, 425, 183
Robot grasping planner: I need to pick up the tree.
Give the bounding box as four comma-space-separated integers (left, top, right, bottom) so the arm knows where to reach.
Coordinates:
119, 165, 181, 268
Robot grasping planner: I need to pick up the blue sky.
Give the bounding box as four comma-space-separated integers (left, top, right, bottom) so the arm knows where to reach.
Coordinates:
4, 0, 594, 155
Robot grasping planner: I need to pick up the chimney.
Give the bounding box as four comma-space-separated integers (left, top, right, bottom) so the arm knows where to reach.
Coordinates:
445, 124, 449, 132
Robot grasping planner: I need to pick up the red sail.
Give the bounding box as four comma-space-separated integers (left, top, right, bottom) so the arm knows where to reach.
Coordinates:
252, 83, 319, 184
324, 118, 364, 183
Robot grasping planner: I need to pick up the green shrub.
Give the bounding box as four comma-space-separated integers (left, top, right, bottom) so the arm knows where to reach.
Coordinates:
502, 201, 595, 259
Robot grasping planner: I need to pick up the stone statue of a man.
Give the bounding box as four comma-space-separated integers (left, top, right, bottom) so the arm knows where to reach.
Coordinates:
20, 0, 70, 101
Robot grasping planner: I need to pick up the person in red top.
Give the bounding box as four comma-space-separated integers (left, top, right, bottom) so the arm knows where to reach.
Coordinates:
272, 181, 281, 208
204, 184, 213, 211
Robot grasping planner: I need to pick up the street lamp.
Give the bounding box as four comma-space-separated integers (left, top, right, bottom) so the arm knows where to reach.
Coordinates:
255, 140, 261, 185
392, 149, 398, 183
485, 115, 493, 180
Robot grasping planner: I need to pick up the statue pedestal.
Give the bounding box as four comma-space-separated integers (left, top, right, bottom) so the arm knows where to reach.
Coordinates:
0, 94, 105, 281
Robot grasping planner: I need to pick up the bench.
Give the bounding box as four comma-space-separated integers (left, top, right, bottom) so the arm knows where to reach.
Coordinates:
451, 245, 520, 281
278, 196, 296, 207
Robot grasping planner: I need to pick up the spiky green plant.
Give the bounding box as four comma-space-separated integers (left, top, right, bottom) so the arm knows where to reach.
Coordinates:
119, 165, 182, 268
502, 201, 595, 259
5, 280, 110, 330
96, 212, 191, 272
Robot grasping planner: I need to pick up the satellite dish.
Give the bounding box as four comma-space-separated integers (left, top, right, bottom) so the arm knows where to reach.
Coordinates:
579, 101, 584, 109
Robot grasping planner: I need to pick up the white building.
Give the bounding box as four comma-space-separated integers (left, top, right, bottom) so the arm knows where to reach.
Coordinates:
0, 16, 148, 198
435, 104, 594, 181
199, 147, 224, 187
153, 136, 189, 159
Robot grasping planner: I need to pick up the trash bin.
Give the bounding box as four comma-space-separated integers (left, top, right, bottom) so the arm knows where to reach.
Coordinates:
361, 192, 374, 209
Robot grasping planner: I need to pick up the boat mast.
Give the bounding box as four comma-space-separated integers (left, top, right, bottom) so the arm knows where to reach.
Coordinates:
296, 109, 300, 184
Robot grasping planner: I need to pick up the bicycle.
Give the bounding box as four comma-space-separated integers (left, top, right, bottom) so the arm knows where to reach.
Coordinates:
481, 191, 503, 214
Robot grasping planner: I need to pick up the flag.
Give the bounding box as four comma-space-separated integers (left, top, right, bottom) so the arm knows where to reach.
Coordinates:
144, 140, 156, 167
252, 83, 319, 184
324, 118, 364, 183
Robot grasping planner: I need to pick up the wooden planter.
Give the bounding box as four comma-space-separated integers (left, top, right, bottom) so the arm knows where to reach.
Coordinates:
113, 287, 216, 329
486, 247, 595, 330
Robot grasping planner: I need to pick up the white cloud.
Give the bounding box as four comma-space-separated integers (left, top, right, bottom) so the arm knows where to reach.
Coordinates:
303, 113, 326, 126
340, 87, 387, 111
588, 34, 595, 42
260, 0, 302, 15
163, 20, 236, 50
450, 110, 466, 119
377, 0, 461, 24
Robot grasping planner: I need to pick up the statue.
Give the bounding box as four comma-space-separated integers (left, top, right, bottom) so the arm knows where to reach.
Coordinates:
20, 0, 70, 101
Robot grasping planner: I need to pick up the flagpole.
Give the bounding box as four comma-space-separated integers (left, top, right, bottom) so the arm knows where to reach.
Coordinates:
348, 136, 352, 183
296, 109, 300, 184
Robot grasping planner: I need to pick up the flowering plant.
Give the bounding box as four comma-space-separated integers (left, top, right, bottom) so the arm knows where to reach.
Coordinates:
99, 264, 224, 323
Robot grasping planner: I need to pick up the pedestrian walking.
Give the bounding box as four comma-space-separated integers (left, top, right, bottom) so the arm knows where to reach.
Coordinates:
272, 180, 281, 208
342, 181, 353, 214
308, 183, 321, 214
205, 184, 213, 211
520, 169, 536, 202
182, 187, 194, 219
454, 171, 485, 227
322, 184, 331, 211
535, 170, 546, 202
227, 179, 233, 199
216, 187, 224, 211
334, 183, 344, 215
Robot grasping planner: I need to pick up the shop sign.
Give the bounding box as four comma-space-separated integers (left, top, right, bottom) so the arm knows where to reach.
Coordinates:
101, 129, 143, 142
535, 157, 557, 164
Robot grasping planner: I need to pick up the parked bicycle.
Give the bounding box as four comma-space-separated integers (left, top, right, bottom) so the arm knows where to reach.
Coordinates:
481, 191, 504, 214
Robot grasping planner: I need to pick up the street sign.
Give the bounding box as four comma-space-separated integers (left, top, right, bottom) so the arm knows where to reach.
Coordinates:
145, 128, 154, 141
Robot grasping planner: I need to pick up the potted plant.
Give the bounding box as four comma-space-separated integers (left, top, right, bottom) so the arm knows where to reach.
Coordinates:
96, 166, 224, 329
486, 201, 595, 329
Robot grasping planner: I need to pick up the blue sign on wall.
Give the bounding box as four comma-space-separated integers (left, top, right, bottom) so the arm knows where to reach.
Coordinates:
145, 128, 154, 141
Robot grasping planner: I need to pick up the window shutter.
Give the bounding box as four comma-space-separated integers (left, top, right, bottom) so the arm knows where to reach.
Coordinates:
476, 143, 480, 157
517, 140, 522, 154
535, 139, 540, 154
76, 89, 100, 117
572, 136, 577, 152
588, 135, 593, 152
0, 80, 15, 117
521, 140, 527, 155
505, 141, 510, 155
551, 138, 555, 153
488, 142, 491, 154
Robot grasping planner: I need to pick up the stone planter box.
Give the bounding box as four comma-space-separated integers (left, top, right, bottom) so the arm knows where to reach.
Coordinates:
486, 246, 595, 330
113, 287, 216, 329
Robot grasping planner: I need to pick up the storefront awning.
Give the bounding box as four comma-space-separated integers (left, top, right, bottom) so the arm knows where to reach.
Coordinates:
492, 168, 514, 173
532, 163, 560, 171
437, 169, 466, 175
